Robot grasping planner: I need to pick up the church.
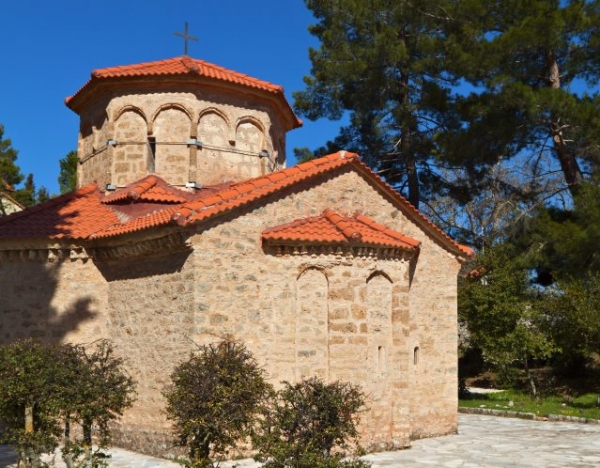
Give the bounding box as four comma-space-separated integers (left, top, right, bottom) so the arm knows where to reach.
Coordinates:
0, 54, 473, 456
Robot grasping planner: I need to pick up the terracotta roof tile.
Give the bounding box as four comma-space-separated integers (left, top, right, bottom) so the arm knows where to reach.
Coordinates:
103, 175, 194, 204
65, 57, 302, 129
88, 57, 282, 92
91, 206, 180, 239
262, 210, 420, 251
172, 150, 472, 257
0, 185, 120, 240
0, 150, 473, 258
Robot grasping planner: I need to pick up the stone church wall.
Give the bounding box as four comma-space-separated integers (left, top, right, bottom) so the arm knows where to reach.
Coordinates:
185, 166, 461, 451
0, 253, 109, 345
92, 249, 196, 455
0, 167, 460, 456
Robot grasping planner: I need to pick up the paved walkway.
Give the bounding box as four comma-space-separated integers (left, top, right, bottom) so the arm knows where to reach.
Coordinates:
3, 414, 600, 467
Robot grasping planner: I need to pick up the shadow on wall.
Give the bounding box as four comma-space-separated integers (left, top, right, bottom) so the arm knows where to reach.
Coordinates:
0, 204, 100, 347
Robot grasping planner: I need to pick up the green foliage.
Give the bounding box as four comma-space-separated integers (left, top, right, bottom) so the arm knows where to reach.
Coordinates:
540, 274, 600, 368
0, 123, 25, 216
447, 0, 600, 195
295, 0, 465, 208
297, 0, 600, 245
459, 245, 556, 393
163, 340, 271, 468
0, 340, 64, 467
517, 181, 600, 283
460, 389, 600, 420
14, 173, 36, 208
0, 340, 136, 468
58, 150, 78, 194
58, 340, 136, 468
253, 377, 370, 468
0, 123, 24, 189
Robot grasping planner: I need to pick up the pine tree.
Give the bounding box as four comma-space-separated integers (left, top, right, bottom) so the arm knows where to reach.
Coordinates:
294, 0, 465, 208
451, 0, 600, 197
0, 124, 24, 188
14, 173, 36, 208
58, 150, 78, 194
0, 124, 24, 215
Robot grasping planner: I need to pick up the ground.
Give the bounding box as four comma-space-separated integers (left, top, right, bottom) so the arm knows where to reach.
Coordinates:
2, 414, 600, 467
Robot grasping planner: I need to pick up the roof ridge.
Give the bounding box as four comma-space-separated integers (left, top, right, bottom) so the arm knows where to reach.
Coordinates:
354, 213, 421, 247
348, 158, 474, 257
171, 152, 358, 226
322, 209, 362, 242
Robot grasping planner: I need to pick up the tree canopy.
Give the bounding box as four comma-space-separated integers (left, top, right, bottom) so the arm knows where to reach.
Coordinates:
58, 150, 78, 194
0, 123, 52, 210
295, 0, 465, 208
296, 0, 600, 226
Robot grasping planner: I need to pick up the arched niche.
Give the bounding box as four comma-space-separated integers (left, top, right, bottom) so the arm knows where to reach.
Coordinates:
295, 267, 329, 381
366, 272, 393, 368
112, 109, 148, 186
153, 105, 192, 186
92, 113, 108, 153
365, 271, 393, 435
197, 109, 231, 148
235, 118, 264, 154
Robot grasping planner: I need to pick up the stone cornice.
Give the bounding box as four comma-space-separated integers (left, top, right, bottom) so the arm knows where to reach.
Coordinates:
263, 243, 414, 261
90, 232, 192, 260
0, 232, 191, 263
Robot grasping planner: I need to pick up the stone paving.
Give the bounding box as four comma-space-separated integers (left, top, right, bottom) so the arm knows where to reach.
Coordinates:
3, 414, 600, 467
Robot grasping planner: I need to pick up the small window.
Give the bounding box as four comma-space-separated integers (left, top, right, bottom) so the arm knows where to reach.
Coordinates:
147, 136, 156, 172
377, 346, 386, 373
413, 346, 420, 365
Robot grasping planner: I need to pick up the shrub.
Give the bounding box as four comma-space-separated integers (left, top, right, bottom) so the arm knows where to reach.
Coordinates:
58, 340, 136, 468
0, 339, 64, 467
253, 377, 371, 468
0, 339, 136, 468
163, 340, 271, 468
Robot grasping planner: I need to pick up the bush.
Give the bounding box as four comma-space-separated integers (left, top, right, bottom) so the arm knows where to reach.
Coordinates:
0, 340, 64, 467
58, 340, 136, 468
0, 339, 136, 468
163, 340, 271, 468
252, 377, 371, 468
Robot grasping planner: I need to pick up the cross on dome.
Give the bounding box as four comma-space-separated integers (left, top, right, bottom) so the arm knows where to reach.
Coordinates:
174, 22, 199, 56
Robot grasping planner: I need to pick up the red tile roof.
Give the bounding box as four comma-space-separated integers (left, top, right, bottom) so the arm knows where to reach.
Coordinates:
169, 151, 474, 258
65, 56, 302, 129
90, 56, 283, 93
262, 210, 420, 251
0, 185, 119, 240
102, 175, 195, 204
0, 151, 474, 258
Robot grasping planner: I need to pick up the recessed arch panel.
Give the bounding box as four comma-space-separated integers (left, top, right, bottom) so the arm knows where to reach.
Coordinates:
295, 267, 329, 381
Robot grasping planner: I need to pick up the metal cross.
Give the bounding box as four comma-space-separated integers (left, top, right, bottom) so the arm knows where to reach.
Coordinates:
174, 22, 199, 56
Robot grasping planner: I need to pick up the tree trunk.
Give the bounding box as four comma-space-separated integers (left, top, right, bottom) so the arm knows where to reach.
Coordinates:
547, 50, 584, 195
83, 420, 93, 467
63, 417, 74, 468
398, 64, 420, 208
523, 356, 537, 398
20, 405, 42, 468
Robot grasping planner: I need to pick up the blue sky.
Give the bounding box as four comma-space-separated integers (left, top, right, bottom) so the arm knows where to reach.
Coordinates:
1, 0, 342, 195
